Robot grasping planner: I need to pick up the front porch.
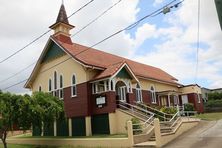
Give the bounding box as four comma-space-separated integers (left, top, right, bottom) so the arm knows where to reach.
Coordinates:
157, 90, 182, 108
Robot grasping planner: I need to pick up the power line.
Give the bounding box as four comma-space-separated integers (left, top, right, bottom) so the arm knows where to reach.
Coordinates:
0, 0, 95, 64
72, 0, 123, 37
0, 0, 122, 84
195, 0, 200, 83
2, 0, 182, 91
0, 62, 36, 84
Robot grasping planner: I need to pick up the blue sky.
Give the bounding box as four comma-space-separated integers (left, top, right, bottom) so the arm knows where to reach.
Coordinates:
0, 0, 221, 93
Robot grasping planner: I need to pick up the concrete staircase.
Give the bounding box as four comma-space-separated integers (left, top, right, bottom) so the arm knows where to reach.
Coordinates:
117, 101, 183, 147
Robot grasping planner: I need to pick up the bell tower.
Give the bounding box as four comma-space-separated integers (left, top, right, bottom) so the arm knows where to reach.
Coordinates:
49, 3, 74, 37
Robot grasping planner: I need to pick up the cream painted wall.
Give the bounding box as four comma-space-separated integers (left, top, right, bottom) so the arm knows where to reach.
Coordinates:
179, 85, 201, 95
133, 78, 179, 92
109, 109, 142, 134
32, 55, 98, 92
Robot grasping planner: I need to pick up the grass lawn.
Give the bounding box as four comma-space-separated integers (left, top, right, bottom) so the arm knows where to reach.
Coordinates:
195, 112, 222, 121
14, 133, 127, 139
0, 144, 85, 148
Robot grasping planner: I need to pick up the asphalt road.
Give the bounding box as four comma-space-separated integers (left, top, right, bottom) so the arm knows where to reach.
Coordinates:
164, 120, 222, 148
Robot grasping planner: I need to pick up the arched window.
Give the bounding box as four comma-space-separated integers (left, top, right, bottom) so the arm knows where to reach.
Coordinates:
54, 71, 57, 90
150, 86, 156, 103
111, 80, 114, 91
71, 74, 77, 97
49, 79, 52, 92
136, 83, 142, 102
59, 75, 63, 99
39, 86, 42, 92
53, 71, 57, 97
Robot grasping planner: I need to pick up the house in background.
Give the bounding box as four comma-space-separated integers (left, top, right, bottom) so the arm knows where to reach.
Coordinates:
201, 87, 222, 102
24, 4, 204, 136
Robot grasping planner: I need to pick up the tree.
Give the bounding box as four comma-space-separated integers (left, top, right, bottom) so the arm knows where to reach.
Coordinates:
0, 91, 64, 148
208, 92, 222, 100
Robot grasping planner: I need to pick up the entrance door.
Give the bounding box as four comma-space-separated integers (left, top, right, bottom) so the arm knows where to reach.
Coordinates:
118, 86, 127, 102
115, 81, 127, 102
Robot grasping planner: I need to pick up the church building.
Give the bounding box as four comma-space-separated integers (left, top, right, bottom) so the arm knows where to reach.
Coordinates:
25, 4, 204, 136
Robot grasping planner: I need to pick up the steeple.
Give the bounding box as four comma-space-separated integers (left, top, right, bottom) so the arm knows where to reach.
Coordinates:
49, 3, 74, 37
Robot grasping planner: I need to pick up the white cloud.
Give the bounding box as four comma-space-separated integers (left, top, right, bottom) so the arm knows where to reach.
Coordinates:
1, 0, 222, 94
153, 0, 165, 6
0, 0, 140, 93
131, 0, 222, 89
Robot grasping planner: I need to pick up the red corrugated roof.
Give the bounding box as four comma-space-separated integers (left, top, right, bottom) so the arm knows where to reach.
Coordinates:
53, 35, 178, 84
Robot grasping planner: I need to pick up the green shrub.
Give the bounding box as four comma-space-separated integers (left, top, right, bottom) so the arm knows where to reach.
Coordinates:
205, 100, 222, 108
131, 118, 142, 135
208, 92, 222, 100
160, 106, 177, 114
184, 103, 194, 111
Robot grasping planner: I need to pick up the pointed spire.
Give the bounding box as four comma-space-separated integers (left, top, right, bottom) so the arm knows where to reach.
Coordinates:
56, 4, 69, 24
49, 3, 74, 37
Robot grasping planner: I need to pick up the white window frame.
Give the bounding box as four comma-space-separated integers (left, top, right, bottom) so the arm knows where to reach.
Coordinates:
181, 95, 188, 104
150, 85, 156, 104
71, 74, 77, 97
135, 83, 142, 102
118, 86, 127, 102
92, 80, 110, 94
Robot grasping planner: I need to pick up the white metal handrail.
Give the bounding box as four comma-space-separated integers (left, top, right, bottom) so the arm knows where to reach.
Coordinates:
117, 100, 154, 116
135, 102, 174, 116
118, 103, 151, 120
170, 116, 181, 128
160, 110, 179, 124
133, 114, 154, 126
180, 111, 197, 116
134, 102, 175, 121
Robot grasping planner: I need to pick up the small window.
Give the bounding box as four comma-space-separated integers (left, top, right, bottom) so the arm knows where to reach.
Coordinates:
59, 75, 63, 99
98, 81, 105, 92
136, 84, 142, 102
71, 75, 77, 97
111, 80, 114, 91
60, 75, 63, 88
92, 83, 96, 94
49, 79, 52, 92
150, 86, 156, 103
129, 82, 131, 93
106, 81, 109, 91
59, 89, 63, 99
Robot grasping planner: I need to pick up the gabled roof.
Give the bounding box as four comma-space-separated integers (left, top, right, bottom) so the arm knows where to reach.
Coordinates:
92, 61, 139, 83
52, 34, 178, 85
25, 34, 179, 88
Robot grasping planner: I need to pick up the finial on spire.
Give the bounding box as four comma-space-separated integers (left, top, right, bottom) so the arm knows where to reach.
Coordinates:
49, 2, 74, 37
